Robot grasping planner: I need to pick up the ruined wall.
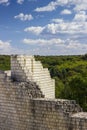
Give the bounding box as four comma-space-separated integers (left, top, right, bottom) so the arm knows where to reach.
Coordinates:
11, 55, 55, 98
0, 71, 44, 130
0, 71, 86, 130
0, 71, 87, 130
69, 112, 87, 130
0, 55, 87, 130
31, 98, 82, 130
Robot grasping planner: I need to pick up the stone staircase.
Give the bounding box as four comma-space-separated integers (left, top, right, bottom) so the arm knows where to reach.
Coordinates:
11, 55, 55, 98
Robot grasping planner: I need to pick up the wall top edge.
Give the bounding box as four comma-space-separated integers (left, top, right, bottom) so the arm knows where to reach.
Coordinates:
32, 98, 76, 103
71, 112, 87, 119
11, 55, 34, 58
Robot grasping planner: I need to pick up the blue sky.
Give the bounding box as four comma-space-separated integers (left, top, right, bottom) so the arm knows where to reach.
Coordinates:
0, 0, 87, 55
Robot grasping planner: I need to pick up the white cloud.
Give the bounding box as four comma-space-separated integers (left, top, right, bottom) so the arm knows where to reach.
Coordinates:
65, 39, 87, 54
0, 0, 9, 5
24, 26, 44, 35
22, 38, 87, 55
48, 11, 87, 34
14, 13, 33, 21
0, 40, 26, 54
0, 40, 11, 49
46, 23, 60, 34
52, 18, 64, 23
17, 0, 24, 4
23, 38, 64, 45
34, 0, 69, 12
61, 9, 72, 15
74, 1, 87, 11
34, 0, 87, 12
0, 0, 8, 4
0, 40, 12, 54
35, 1, 58, 12
63, 40, 87, 55
74, 11, 87, 22
46, 21, 87, 34
24, 18, 87, 35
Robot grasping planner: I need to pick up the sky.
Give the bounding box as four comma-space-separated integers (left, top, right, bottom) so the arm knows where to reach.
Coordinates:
0, 0, 87, 55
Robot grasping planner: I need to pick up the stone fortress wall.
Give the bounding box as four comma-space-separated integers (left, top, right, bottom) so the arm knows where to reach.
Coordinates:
0, 55, 87, 130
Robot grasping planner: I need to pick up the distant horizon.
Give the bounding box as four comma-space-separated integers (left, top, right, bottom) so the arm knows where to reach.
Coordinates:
0, 0, 87, 55
0, 53, 86, 56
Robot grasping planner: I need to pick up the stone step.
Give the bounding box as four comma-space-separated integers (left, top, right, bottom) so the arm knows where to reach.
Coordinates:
32, 71, 50, 75
32, 78, 52, 83
36, 80, 54, 86
23, 71, 51, 78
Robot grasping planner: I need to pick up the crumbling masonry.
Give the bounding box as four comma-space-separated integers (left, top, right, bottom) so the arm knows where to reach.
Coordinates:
0, 55, 87, 130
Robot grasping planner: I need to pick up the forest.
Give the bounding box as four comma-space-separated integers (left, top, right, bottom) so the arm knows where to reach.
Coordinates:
0, 54, 87, 111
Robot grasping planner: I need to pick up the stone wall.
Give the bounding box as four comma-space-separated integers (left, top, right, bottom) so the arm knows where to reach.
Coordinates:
0, 71, 43, 130
0, 55, 87, 130
69, 112, 87, 130
0, 71, 87, 130
31, 98, 82, 130
11, 55, 55, 98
